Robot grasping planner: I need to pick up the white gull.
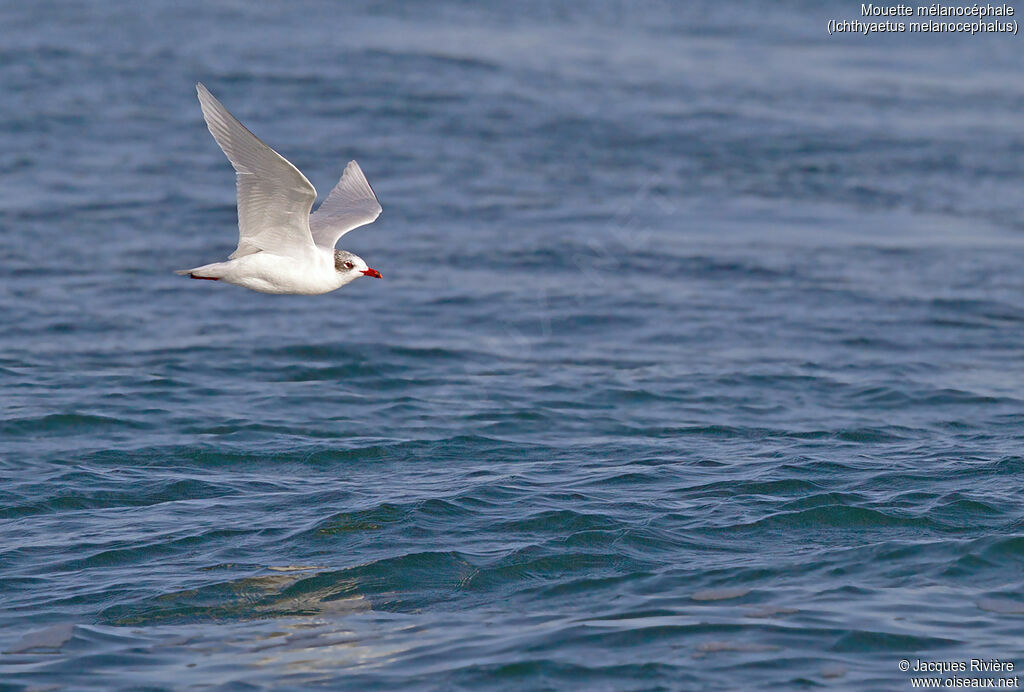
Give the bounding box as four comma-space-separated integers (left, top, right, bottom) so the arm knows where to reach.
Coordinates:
177, 83, 383, 294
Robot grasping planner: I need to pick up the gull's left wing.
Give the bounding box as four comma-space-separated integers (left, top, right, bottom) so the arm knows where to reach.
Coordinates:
196, 83, 319, 260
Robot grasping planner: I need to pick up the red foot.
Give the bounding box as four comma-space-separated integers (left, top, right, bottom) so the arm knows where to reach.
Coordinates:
189, 274, 219, 281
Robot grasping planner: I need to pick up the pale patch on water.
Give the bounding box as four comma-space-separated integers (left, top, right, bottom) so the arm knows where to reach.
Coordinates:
692, 641, 781, 658
975, 598, 1024, 614
820, 664, 848, 679
744, 606, 799, 618
3, 623, 75, 654
691, 587, 751, 602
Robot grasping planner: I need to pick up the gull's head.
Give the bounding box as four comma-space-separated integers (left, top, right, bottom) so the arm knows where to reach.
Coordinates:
334, 250, 382, 282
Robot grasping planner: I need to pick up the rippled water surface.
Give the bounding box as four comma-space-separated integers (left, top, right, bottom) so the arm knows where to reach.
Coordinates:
3, 1, 1024, 689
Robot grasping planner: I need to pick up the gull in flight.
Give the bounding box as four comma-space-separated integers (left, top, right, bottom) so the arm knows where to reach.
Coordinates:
177, 83, 383, 294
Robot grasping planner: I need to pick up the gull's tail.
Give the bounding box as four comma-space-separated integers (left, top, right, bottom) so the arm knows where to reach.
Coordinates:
175, 261, 227, 281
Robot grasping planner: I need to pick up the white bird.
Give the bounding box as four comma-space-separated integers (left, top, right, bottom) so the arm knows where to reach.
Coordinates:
177, 83, 383, 294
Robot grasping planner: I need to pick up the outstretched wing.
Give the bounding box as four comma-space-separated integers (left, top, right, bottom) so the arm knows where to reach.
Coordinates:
196, 83, 318, 260
308, 160, 382, 249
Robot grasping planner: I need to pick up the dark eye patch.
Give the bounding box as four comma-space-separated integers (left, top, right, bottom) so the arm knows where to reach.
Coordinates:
344, 261, 354, 269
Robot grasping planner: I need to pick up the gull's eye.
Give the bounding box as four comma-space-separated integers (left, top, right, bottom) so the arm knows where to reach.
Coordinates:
343, 261, 354, 270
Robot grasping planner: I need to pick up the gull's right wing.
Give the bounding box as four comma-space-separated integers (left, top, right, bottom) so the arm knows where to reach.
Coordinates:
308, 160, 382, 249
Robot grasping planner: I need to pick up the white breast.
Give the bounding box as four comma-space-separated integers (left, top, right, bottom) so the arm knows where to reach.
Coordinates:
219, 249, 342, 295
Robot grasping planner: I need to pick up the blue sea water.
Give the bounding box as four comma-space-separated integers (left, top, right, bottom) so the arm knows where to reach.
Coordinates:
3, 1, 1024, 689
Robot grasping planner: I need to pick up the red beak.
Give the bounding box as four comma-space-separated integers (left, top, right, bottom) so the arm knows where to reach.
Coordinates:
361, 268, 382, 279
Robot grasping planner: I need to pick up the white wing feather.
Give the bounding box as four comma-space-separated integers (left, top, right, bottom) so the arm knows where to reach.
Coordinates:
196, 83, 318, 260
309, 160, 382, 249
